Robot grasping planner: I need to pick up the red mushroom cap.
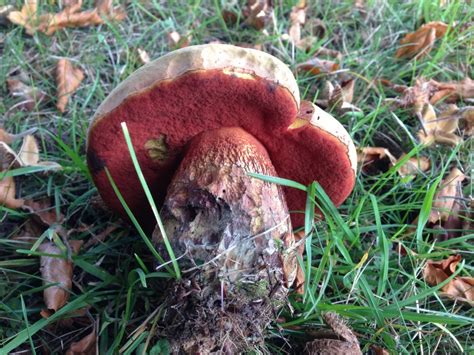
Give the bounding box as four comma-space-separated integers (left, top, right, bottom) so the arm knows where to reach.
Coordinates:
87, 44, 356, 228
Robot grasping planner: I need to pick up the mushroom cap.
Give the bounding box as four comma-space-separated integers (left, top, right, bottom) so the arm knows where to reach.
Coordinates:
87, 44, 356, 228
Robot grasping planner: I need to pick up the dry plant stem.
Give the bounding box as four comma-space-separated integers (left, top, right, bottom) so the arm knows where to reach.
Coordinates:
153, 127, 297, 353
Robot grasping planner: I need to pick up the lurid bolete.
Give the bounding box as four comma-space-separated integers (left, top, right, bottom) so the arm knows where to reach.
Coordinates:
87, 44, 356, 352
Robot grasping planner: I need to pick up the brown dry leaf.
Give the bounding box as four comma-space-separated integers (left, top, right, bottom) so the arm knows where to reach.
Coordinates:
66, 328, 97, 355
5, 135, 62, 170
166, 31, 191, 49
56, 58, 84, 113
39, 240, 83, 315
0, 129, 14, 145
137, 48, 150, 64
423, 255, 474, 305
0, 176, 24, 209
357, 147, 429, 177
371, 345, 390, 355
7, 78, 47, 111
288, 4, 306, 46
221, 9, 238, 26
0, 127, 37, 145
314, 47, 342, 61
297, 58, 339, 76
23, 198, 64, 226
463, 107, 474, 136
357, 147, 396, 165
383, 77, 474, 108
7, 0, 41, 35
430, 77, 474, 104
292, 230, 305, 295
428, 168, 465, 224
9, 0, 125, 36
305, 312, 362, 354
396, 155, 430, 177
395, 21, 449, 59
243, 0, 272, 30
418, 104, 463, 146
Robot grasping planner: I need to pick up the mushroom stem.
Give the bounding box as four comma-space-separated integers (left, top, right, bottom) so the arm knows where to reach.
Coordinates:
153, 127, 297, 353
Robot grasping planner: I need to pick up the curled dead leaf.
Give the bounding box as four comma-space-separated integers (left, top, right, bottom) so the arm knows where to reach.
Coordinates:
66, 327, 97, 355
8, 0, 125, 36
423, 255, 474, 305
7, 77, 47, 111
56, 58, 84, 113
7, 0, 40, 35
297, 57, 339, 75
396, 154, 430, 177
288, 4, 306, 48
430, 77, 474, 104
395, 21, 449, 59
243, 0, 272, 30
428, 168, 465, 224
418, 104, 463, 146
0, 176, 24, 209
23, 198, 64, 226
39, 240, 83, 316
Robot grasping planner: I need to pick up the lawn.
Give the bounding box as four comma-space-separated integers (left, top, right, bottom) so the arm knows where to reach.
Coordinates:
0, 0, 473, 354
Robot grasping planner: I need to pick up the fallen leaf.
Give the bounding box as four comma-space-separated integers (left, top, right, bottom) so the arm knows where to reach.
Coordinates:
289, 230, 305, 295
423, 255, 474, 305
430, 77, 474, 104
0, 127, 38, 145
314, 47, 342, 61
137, 48, 150, 64
371, 345, 390, 355
56, 58, 84, 113
305, 312, 362, 354
66, 328, 96, 355
0, 176, 24, 209
7, 0, 40, 35
166, 31, 191, 49
23, 198, 64, 226
39, 240, 83, 315
396, 154, 430, 177
288, 4, 306, 46
297, 58, 339, 75
463, 107, 474, 136
428, 168, 465, 224
357, 147, 430, 177
395, 21, 449, 59
1, 135, 61, 170
0, 5, 14, 26
8, 0, 125, 36
357, 146, 397, 173
383, 77, 474, 111
7, 78, 47, 111
221, 9, 238, 26
243, 0, 272, 30
418, 104, 463, 146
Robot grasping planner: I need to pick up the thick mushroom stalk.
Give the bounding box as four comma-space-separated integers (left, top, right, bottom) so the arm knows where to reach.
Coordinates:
153, 127, 297, 353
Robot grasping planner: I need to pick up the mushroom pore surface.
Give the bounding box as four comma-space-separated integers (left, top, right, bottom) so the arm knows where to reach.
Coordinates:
88, 69, 354, 228
153, 127, 297, 353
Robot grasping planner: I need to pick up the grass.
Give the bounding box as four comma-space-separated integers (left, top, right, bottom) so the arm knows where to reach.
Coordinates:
1, 0, 473, 353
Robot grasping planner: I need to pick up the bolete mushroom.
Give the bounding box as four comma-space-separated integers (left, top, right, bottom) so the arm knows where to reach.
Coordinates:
87, 44, 356, 352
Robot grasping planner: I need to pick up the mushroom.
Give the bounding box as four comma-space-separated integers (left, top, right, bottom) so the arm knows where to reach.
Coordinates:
87, 44, 356, 352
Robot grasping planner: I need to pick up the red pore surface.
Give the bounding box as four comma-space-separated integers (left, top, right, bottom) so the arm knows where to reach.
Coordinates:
88, 69, 354, 228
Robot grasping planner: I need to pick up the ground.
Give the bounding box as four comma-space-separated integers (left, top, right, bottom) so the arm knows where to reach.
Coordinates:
0, 0, 473, 354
